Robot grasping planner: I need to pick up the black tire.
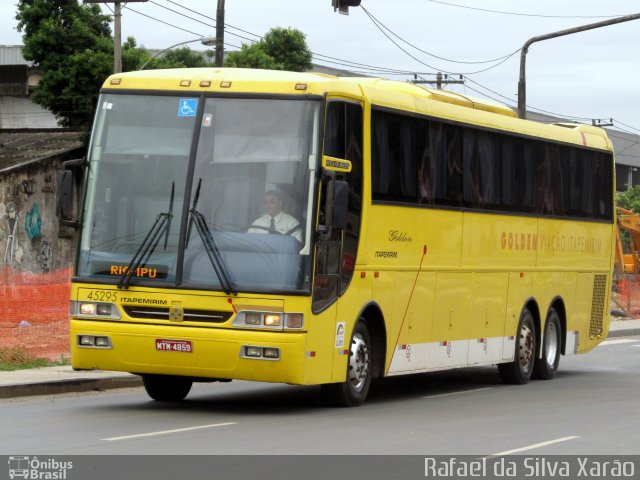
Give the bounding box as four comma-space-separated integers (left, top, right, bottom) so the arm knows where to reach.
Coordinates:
322, 320, 372, 407
142, 374, 192, 402
533, 308, 561, 380
498, 308, 536, 385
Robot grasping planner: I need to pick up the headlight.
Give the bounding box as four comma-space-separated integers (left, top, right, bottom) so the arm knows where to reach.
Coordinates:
79, 303, 97, 315
241, 345, 280, 361
71, 301, 121, 320
263, 314, 281, 327
245, 313, 262, 325
233, 311, 304, 330
76, 335, 112, 349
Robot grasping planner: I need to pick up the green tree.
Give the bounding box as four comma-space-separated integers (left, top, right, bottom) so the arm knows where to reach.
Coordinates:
617, 186, 640, 213
225, 43, 278, 69
225, 27, 312, 72
152, 47, 213, 69
16, 0, 113, 134
123, 37, 213, 71
121, 36, 149, 72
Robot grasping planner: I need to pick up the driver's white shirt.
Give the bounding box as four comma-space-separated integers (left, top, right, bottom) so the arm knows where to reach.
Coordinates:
248, 211, 302, 241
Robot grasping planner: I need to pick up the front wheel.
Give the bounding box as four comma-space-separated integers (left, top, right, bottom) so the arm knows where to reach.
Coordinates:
322, 320, 372, 407
498, 308, 536, 385
142, 374, 192, 402
533, 308, 561, 380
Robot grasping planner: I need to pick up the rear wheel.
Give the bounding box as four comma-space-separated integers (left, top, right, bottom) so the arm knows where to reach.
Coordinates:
322, 320, 372, 407
498, 308, 536, 385
533, 308, 561, 380
142, 374, 192, 402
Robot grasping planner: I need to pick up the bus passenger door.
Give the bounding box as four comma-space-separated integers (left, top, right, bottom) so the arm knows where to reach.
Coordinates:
312, 98, 364, 384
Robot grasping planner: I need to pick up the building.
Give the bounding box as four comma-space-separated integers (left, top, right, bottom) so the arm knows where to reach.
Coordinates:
0, 45, 59, 129
0, 129, 83, 273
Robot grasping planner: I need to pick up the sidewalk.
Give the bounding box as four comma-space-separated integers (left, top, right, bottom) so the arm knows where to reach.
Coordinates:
1, 319, 639, 400
0, 366, 142, 399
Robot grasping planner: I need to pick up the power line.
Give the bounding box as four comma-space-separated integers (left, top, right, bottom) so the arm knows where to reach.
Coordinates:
462, 83, 516, 109
161, 0, 262, 40
123, 5, 240, 51
360, 5, 519, 76
463, 77, 606, 124
425, 0, 627, 19
464, 77, 516, 104
148, 1, 258, 44
124, 6, 203, 37
101, 2, 114, 14
612, 119, 640, 134
361, 4, 520, 65
150, 1, 426, 76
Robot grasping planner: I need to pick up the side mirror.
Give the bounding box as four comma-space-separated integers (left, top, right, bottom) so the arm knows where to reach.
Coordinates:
55, 157, 86, 228
56, 170, 74, 221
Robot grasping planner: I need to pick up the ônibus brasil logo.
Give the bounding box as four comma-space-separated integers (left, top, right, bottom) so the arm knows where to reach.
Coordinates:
8, 456, 73, 480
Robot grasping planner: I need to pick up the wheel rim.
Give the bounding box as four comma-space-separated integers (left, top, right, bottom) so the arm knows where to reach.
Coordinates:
545, 320, 559, 366
518, 321, 535, 374
348, 332, 369, 392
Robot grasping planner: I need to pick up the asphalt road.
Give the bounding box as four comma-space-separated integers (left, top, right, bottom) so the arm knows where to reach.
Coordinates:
2, 336, 639, 456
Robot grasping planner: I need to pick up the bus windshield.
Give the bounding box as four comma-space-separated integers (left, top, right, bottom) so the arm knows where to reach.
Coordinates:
78, 93, 320, 294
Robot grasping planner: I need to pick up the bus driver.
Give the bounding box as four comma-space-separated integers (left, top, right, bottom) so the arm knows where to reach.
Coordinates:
248, 190, 302, 242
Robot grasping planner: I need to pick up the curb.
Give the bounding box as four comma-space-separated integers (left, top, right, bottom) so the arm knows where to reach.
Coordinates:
607, 327, 640, 338
0, 375, 142, 399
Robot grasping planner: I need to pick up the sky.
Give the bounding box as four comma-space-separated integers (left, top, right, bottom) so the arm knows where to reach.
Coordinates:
1, 0, 639, 134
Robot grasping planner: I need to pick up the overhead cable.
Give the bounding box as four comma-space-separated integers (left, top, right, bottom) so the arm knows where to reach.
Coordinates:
361, 5, 519, 75
361, 4, 520, 65
425, 0, 627, 19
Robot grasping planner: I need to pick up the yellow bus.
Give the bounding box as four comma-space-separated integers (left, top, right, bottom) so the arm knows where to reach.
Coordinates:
64, 68, 615, 406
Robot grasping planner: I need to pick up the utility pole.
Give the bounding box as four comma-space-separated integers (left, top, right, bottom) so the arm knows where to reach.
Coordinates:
113, 1, 122, 73
83, 0, 148, 74
412, 73, 465, 89
517, 13, 640, 119
215, 0, 225, 67
592, 118, 614, 128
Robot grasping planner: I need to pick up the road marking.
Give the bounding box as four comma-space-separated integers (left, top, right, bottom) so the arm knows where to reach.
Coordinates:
599, 339, 639, 346
102, 422, 237, 442
422, 387, 493, 399
492, 436, 579, 456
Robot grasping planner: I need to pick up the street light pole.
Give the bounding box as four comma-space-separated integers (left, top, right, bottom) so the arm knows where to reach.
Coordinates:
517, 13, 640, 119
215, 0, 225, 67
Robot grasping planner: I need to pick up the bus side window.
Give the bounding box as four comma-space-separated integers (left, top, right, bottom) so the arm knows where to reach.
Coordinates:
313, 100, 363, 312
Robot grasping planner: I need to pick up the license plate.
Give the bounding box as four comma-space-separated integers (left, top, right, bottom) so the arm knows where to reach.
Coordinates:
156, 339, 193, 353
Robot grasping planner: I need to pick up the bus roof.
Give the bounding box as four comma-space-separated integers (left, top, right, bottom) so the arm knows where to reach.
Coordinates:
103, 68, 612, 151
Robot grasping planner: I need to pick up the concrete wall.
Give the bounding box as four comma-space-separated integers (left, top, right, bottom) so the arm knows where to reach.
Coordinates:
0, 158, 77, 274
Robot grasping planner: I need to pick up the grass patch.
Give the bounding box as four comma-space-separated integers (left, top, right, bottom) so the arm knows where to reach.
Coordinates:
0, 347, 69, 371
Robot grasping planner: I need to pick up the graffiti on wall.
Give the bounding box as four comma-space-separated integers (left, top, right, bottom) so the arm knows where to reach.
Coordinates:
2, 201, 24, 267
25, 203, 42, 240
37, 241, 53, 272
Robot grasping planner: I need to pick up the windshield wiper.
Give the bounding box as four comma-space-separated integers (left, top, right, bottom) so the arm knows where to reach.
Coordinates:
187, 179, 236, 295
118, 182, 175, 289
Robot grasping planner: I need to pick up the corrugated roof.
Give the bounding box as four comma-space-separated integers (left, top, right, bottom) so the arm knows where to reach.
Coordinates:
0, 130, 83, 174
0, 46, 31, 66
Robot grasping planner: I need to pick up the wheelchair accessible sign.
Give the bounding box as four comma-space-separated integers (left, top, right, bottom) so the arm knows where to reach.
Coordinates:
178, 98, 198, 117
